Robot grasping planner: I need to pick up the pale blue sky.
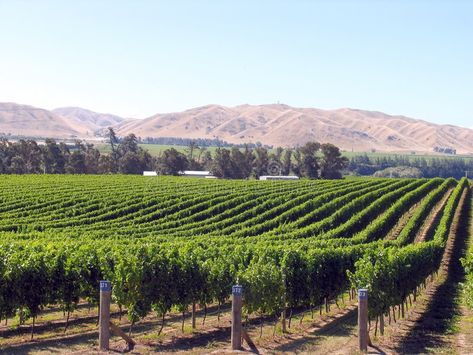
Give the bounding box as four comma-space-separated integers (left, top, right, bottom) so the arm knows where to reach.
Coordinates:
0, 0, 472, 127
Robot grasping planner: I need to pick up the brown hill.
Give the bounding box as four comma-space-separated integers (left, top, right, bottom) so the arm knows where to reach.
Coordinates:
52, 107, 125, 135
115, 104, 473, 154
1, 102, 472, 154
0, 102, 85, 138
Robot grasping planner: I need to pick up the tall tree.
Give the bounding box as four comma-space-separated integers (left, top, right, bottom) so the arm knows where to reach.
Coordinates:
252, 147, 269, 178
120, 134, 139, 154
42, 139, 66, 174
84, 143, 101, 174
282, 149, 292, 175
119, 152, 143, 174
66, 151, 87, 174
230, 147, 251, 179
156, 148, 189, 175
107, 127, 120, 172
319, 143, 348, 179
210, 148, 234, 178
186, 140, 202, 170
0, 139, 9, 173
292, 149, 302, 177
185, 140, 198, 161
201, 151, 213, 170
299, 142, 320, 179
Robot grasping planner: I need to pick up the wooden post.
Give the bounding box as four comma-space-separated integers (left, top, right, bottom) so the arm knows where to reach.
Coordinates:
231, 285, 243, 350
99, 280, 111, 351
358, 288, 368, 353
379, 312, 384, 335
281, 273, 287, 333
281, 308, 287, 333
109, 321, 136, 349
191, 302, 196, 329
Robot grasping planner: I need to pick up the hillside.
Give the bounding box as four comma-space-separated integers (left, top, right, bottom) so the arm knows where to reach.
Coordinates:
115, 104, 473, 154
0, 102, 84, 138
52, 107, 125, 134
1, 102, 472, 154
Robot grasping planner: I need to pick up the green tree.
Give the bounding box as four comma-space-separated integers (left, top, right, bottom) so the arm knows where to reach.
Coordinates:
65, 141, 87, 174
84, 143, 101, 174
211, 148, 234, 178
156, 148, 189, 175
42, 139, 66, 174
230, 147, 252, 179
320, 143, 348, 179
107, 127, 120, 172
120, 133, 139, 154
282, 149, 292, 175
252, 147, 269, 178
299, 142, 320, 179
119, 152, 143, 174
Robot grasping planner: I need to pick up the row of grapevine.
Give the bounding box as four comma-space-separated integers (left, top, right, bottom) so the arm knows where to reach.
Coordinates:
0, 175, 464, 338
349, 178, 468, 320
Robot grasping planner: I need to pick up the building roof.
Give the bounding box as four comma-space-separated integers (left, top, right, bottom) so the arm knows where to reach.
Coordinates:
259, 175, 299, 180
181, 170, 212, 176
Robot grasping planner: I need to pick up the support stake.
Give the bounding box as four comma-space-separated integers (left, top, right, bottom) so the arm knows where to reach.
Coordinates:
358, 288, 368, 353
231, 285, 243, 350
99, 280, 111, 351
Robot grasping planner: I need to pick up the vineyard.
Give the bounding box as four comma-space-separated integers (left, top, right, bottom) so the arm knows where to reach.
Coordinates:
0, 175, 470, 351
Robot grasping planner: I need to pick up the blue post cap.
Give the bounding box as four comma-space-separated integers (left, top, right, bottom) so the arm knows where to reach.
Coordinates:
100, 280, 112, 292
358, 288, 368, 299
232, 285, 243, 296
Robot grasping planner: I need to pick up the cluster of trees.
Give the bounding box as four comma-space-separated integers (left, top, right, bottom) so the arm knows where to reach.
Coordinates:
373, 166, 423, 178
0, 131, 152, 175
156, 141, 349, 179
348, 154, 473, 179
433, 146, 456, 155
0, 131, 348, 179
141, 136, 272, 149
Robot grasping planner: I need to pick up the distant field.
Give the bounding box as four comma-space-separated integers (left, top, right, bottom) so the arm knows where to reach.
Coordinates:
342, 150, 473, 162
96, 142, 473, 163
96, 143, 220, 155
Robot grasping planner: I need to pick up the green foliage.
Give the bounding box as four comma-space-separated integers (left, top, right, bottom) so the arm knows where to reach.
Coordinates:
239, 260, 284, 316
0, 175, 466, 331
349, 178, 468, 317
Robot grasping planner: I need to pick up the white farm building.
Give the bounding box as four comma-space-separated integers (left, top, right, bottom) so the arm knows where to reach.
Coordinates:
259, 175, 299, 181
143, 171, 158, 176
179, 170, 215, 178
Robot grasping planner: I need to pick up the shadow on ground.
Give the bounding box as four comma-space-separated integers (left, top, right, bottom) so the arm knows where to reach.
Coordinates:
274, 306, 358, 352
394, 190, 471, 354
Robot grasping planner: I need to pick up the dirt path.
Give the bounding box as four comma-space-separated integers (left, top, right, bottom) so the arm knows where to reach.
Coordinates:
311, 187, 471, 355
414, 188, 453, 243
376, 188, 471, 354
384, 199, 423, 241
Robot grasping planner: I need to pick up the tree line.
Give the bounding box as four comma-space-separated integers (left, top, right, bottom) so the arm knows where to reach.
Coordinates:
140, 136, 272, 149
0, 129, 349, 179
3, 130, 470, 179
0, 133, 152, 175
157, 141, 349, 179
348, 154, 473, 179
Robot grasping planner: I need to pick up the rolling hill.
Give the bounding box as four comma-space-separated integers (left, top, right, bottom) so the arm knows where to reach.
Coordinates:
0, 102, 85, 138
1, 102, 472, 154
114, 104, 473, 154
0, 103, 125, 139
52, 107, 125, 134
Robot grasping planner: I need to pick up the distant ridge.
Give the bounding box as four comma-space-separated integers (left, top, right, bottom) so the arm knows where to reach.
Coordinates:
1, 102, 473, 154
0, 102, 84, 138
114, 104, 473, 154
53, 107, 125, 134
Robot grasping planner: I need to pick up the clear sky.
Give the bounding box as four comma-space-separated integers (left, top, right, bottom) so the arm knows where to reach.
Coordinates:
0, 0, 472, 127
